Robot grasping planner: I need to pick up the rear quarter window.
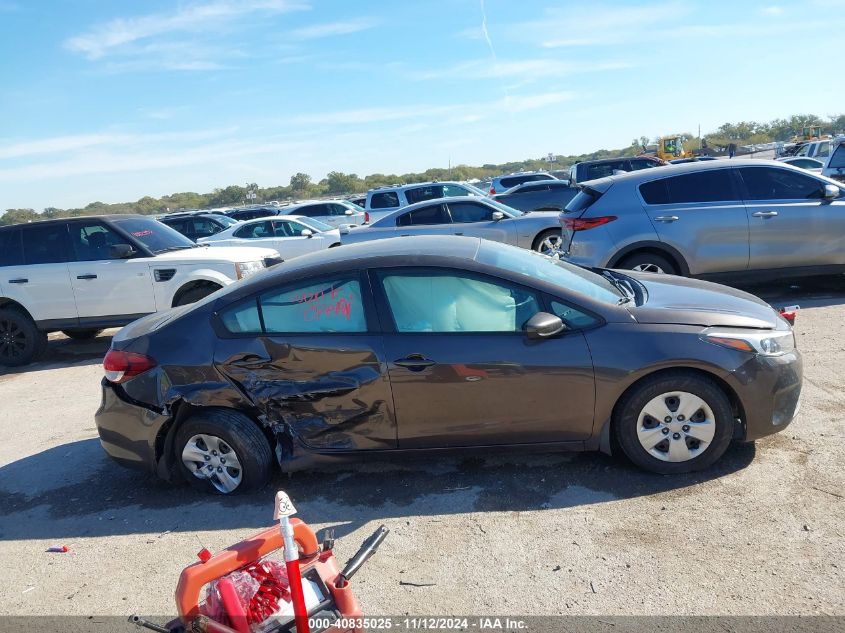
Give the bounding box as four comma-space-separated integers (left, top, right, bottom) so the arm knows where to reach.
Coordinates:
370, 192, 400, 209
640, 169, 736, 204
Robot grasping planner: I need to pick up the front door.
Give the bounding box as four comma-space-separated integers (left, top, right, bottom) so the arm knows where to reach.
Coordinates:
639, 167, 749, 274
446, 201, 516, 244
373, 268, 595, 448
65, 220, 157, 318
739, 166, 845, 270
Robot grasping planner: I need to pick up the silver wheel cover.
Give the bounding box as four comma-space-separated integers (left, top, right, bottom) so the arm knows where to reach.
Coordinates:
181, 433, 243, 493
631, 263, 665, 274
636, 391, 716, 462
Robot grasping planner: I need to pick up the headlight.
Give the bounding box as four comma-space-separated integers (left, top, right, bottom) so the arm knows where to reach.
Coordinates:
701, 327, 795, 356
235, 261, 264, 279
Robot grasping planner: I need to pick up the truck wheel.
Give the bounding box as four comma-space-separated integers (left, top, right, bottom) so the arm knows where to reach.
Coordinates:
614, 371, 734, 474
0, 307, 47, 367
62, 328, 103, 340
173, 282, 221, 307
176, 409, 273, 495
617, 252, 678, 275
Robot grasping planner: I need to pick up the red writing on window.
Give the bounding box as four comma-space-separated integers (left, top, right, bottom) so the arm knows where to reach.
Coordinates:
296, 285, 355, 321
132, 230, 153, 237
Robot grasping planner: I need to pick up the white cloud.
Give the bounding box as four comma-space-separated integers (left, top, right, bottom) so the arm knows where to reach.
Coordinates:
411, 58, 632, 82
761, 5, 784, 15
288, 17, 378, 40
65, 0, 309, 61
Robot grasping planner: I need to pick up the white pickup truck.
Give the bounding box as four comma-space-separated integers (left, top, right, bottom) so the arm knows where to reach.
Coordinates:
0, 214, 280, 366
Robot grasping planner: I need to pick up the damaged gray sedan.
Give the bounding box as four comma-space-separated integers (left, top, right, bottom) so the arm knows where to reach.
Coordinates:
96, 236, 802, 494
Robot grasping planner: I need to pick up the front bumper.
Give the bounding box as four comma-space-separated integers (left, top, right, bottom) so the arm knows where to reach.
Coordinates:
95, 379, 169, 473
730, 349, 803, 441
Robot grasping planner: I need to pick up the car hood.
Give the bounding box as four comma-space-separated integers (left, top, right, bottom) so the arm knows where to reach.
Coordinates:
151, 245, 279, 262
623, 271, 780, 329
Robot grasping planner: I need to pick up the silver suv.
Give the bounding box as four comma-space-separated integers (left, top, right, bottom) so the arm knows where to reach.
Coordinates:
489, 171, 556, 194
277, 199, 366, 228
365, 181, 486, 223
562, 159, 845, 279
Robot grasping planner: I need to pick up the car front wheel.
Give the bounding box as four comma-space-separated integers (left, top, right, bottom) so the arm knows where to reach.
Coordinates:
614, 371, 734, 474
175, 409, 273, 494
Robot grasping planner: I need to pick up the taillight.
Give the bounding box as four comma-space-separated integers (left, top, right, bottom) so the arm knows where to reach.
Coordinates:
364, 211, 370, 224
489, 186, 496, 195
560, 215, 617, 231
103, 350, 156, 383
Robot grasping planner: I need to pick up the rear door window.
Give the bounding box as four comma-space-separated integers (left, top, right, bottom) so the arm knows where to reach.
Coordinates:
405, 185, 445, 204
828, 144, 845, 169
739, 167, 825, 200
370, 192, 400, 209
640, 169, 737, 204
0, 229, 23, 266
21, 224, 71, 264
396, 204, 451, 226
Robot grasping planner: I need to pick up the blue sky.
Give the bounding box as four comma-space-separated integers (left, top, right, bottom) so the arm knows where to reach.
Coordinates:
1, 0, 843, 210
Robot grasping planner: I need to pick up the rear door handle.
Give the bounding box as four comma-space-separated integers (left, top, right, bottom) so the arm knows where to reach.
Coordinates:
76, 274, 98, 280
752, 211, 779, 218
394, 355, 436, 371
654, 215, 679, 222
8, 278, 28, 284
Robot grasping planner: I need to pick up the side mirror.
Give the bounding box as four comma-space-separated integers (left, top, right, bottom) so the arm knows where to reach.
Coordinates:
524, 312, 566, 339
109, 243, 136, 259
345, 209, 354, 216
301, 229, 314, 238
824, 184, 840, 199
491, 211, 505, 221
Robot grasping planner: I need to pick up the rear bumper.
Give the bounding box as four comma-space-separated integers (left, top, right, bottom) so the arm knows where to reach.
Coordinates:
731, 349, 803, 441
95, 379, 169, 473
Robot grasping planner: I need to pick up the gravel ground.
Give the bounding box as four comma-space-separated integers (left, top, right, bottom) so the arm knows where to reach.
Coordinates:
0, 278, 843, 625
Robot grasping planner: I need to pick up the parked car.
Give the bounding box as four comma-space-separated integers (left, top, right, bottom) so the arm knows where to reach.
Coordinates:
793, 139, 832, 161
561, 159, 845, 278
225, 206, 283, 222
776, 156, 824, 173
346, 194, 367, 208
569, 156, 665, 184
365, 181, 486, 224
198, 215, 341, 259
821, 137, 845, 184
489, 171, 557, 194
159, 212, 239, 242
0, 215, 280, 366
668, 157, 718, 164
277, 199, 367, 228
95, 235, 802, 494
492, 179, 579, 212
342, 196, 565, 256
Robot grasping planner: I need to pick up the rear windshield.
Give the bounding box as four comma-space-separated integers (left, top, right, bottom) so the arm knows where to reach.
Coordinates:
565, 187, 602, 214
829, 144, 845, 169
111, 217, 195, 253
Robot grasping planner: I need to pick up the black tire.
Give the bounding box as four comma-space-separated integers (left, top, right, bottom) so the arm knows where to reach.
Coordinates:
175, 409, 273, 495
173, 283, 221, 307
613, 371, 734, 474
62, 328, 103, 340
617, 251, 678, 275
0, 307, 47, 367
532, 229, 565, 256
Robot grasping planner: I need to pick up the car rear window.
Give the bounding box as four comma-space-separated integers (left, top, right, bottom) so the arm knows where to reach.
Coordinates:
639, 169, 736, 204
829, 144, 845, 169
370, 192, 400, 209
565, 187, 602, 214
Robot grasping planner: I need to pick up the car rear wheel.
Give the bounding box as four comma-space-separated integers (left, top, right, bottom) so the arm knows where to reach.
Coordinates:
0, 308, 47, 367
614, 371, 734, 474
617, 252, 677, 275
176, 409, 273, 494
533, 230, 565, 257
62, 328, 103, 340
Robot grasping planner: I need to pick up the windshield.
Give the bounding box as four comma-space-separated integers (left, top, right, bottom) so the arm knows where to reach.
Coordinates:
298, 217, 334, 232
484, 197, 525, 217
209, 214, 238, 227
111, 216, 195, 253
344, 201, 366, 212
477, 240, 622, 304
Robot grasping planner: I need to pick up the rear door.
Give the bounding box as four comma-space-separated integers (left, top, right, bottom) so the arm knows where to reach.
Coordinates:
3, 224, 78, 323
638, 168, 749, 274
446, 201, 516, 244
739, 165, 845, 269
66, 220, 158, 317
372, 267, 595, 447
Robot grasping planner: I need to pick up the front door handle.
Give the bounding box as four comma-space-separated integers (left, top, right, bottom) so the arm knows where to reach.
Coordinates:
654, 215, 679, 222
752, 211, 779, 218
394, 355, 436, 371
8, 278, 28, 284
76, 274, 98, 280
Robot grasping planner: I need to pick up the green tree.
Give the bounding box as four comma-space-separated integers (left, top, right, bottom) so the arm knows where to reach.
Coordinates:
324, 171, 360, 195
0, 208, 40, 225
289, 173, 312, 192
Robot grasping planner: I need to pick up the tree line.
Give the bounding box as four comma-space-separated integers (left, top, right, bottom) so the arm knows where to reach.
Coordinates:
2, 112, 842, 226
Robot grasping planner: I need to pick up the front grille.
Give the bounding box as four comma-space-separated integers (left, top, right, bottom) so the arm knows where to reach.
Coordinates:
154, 268, 176, 282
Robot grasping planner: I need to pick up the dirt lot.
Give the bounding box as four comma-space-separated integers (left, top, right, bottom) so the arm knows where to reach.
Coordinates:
0, 277, 843, 623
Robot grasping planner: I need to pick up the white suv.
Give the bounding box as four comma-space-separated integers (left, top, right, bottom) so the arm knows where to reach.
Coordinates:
0, 215, 280, 366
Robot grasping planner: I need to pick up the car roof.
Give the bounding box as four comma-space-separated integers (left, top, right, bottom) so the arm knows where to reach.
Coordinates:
371, 195, 496, 223
501, 180, 571, 194
0, 214, 150, 229
368, 181, 467, 193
